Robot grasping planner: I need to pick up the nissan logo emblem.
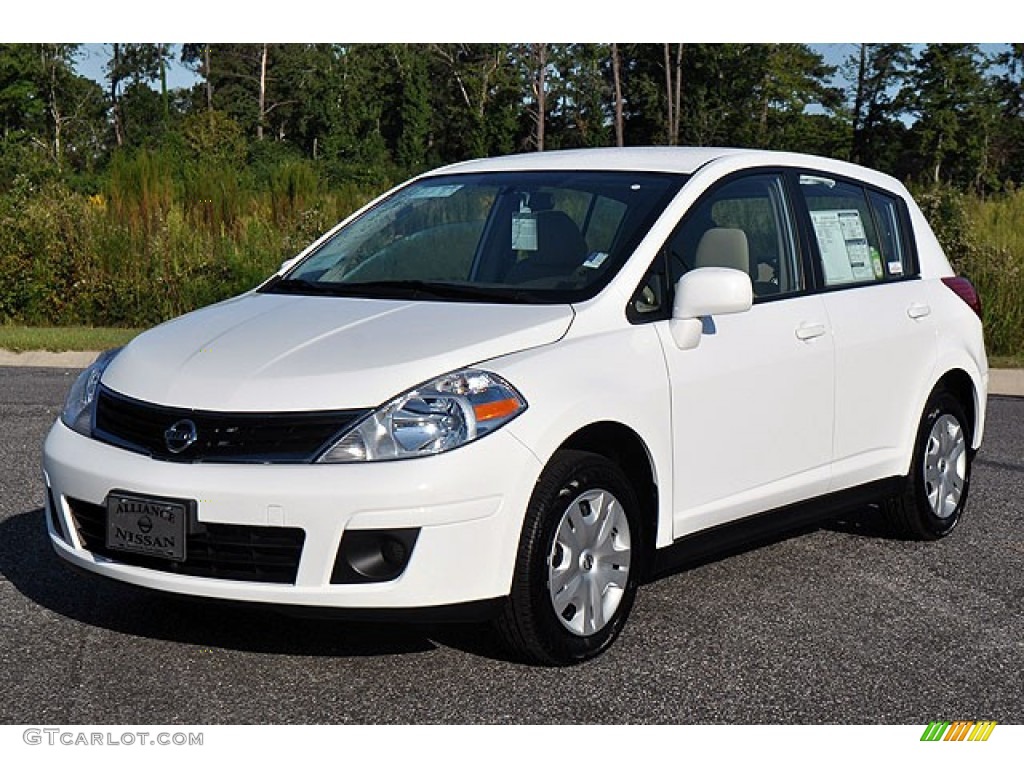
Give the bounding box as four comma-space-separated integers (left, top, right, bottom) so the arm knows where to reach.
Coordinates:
164, 419, 198, 454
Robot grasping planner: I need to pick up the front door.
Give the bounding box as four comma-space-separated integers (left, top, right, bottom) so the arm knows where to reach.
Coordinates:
651, 172, 835, 537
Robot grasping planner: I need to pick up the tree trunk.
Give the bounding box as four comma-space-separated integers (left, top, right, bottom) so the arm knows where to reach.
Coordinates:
674, 44, 683, 145
204, 45, 213, 112
204, 45, 213, 132
852, 44, 868, 163
111, 43, 124, 147
535, 44, 547, 152
663, 44, 674, 145
258, 43, 268, 141
45, 46, 62, 165
160, 46, 169, 124
611, 43, 624, 147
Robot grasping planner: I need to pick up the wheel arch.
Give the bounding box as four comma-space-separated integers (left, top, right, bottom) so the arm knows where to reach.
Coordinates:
933, 368, 979, 447
556, 421, 661, 569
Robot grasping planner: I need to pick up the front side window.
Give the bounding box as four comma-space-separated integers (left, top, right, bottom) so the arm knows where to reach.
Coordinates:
668, 172, 802, 292
263, 171, 685, 304
630, 173, 802, 319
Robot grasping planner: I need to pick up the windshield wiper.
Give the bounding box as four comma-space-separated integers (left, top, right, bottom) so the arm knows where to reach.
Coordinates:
338, 280, 531, 303
265, 278, 531, 303
260, 277, 342, 296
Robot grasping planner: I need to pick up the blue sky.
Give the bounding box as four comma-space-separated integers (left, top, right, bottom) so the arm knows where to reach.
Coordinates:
74, 44, 198, 90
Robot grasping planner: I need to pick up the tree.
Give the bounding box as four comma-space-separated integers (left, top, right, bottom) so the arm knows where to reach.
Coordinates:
990, 44, 1024, 185
846, 44, 912, 169
391, 45, 431, 171
844, 44, 912, 172
544, 44, 610, 149
428, 44, 520, 160
107, 44, 174, 148
904, 44, 999, 190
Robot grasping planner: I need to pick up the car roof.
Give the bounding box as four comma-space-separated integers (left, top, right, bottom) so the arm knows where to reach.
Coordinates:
426, 147, 747, 176
424, 147, 905, 193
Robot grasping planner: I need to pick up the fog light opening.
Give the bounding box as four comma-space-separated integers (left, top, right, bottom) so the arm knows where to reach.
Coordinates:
331, 528, 420, 584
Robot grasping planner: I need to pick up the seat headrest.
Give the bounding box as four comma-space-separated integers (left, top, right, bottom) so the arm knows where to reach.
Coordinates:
534, 211, 588, 268
694, 228, 750, 274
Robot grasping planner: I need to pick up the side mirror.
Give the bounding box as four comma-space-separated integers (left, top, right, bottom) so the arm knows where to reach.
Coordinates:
670, 267, 753, 350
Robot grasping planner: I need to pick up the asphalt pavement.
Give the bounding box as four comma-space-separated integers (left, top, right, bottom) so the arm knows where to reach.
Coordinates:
1, 366, 1021, 724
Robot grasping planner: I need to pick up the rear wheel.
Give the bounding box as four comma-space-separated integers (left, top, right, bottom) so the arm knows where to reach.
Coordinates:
884, 389, 972, 540
495, 450, 642, 665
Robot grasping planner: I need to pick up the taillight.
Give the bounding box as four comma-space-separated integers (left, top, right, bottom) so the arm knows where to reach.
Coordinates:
942, 276, 983, 320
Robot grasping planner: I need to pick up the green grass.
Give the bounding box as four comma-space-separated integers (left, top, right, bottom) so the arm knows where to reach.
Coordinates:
0, 326, 142, 352
990, 354, 1024, 370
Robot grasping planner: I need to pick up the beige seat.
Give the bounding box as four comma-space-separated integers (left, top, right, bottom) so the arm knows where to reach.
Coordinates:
694, 228, 750, 274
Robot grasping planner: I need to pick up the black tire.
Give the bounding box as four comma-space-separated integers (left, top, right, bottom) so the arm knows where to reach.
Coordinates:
494, 450, 643, 665
883, 388, 973, 540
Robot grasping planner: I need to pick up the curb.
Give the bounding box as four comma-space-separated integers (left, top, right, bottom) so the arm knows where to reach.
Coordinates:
2, 349, 1023, 397
0, 349, 101, 368
989, 369, 1024, 398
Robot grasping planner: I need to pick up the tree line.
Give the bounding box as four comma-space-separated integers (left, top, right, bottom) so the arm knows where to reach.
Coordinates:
2, 43, 1023, 192
0, 43, 1022, 358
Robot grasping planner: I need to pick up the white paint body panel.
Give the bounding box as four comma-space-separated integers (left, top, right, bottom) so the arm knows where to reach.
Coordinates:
103, 294, 573, 411
43, 147, 989, 611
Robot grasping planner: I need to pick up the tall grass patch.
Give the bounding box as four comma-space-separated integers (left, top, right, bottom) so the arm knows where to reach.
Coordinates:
0, 159, 388, 330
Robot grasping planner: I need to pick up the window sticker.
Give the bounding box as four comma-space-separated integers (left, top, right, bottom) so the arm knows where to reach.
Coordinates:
511, 213, 538, 251
888, 260, 904, 276
871, 247, 884, 279
582, 251, 610, 269
406, 184, 463, 200
809, 209, 876, 284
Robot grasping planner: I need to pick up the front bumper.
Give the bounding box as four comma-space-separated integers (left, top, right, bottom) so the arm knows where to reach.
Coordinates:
43, 420, 542, 610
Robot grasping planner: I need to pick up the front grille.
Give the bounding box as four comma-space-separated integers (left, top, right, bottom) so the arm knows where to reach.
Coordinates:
93, 386, 368, 463
68, 498, 305, 584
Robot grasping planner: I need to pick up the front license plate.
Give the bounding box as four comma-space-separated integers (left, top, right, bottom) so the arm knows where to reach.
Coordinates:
106, 493, 187, 561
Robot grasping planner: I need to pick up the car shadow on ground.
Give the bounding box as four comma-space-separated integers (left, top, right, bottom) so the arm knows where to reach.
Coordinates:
821, 503, 905, 539
0, 507, 510, 662
2, 503, 902, 663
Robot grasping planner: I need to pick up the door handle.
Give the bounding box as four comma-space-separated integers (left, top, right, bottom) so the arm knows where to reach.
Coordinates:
795, 322, 827, 341
907, 303, 932, 320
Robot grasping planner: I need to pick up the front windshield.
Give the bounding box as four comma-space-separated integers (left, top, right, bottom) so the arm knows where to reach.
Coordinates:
264, 170, 686, 304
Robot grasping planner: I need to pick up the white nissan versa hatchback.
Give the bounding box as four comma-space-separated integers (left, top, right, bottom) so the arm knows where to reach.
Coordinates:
43, 148, 987, 664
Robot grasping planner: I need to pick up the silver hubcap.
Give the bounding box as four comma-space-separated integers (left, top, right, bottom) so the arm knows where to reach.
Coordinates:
923, 414, 966, 519
547, 489, 632, 637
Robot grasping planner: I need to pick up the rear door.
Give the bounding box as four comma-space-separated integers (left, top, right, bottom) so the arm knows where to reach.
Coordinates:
794, 173, 937, 490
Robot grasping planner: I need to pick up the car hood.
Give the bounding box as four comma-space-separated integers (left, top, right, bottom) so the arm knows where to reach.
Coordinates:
102, 293, 574, 411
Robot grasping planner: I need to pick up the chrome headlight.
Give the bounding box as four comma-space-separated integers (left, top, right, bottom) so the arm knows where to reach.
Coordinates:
60, 348, 121, 436
318, 369, 526, 463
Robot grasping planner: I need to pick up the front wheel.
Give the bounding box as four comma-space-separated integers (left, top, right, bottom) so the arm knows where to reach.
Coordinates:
884, 389, 973, 540
494, 450, 643, 665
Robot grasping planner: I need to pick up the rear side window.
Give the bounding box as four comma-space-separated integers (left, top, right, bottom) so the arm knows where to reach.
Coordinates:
798, 174, 915, 287
867, 190, 915, 278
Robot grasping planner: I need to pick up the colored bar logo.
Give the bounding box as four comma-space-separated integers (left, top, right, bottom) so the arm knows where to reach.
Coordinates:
921, 721, 997, 741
